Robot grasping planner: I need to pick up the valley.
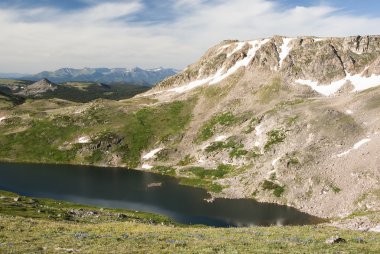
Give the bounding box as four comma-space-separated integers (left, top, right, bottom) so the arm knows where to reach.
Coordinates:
0, 35, 380, 253
1, 36, 379, 223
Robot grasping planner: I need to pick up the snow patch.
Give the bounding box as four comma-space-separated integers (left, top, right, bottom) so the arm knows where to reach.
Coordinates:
255, 124, 264, 136
169, 77, 213, 93
346, 109, 354, 115
296, 71, 380, 96
254, 124, 265, 148
143, 148, 163, 160
272, 157, 281, 167
279, 38, 294, 67
370, 225, 380, 233
353, 138, 371, 149
314, 38, 327, 42
227, 42, 246, 57
77, 136, 91, 144
337, 138, 371, 157
337, 150, 351, 158
142, 164, 153, 170
215, 135, 228, 142
151, 67, 165, 72
210, 39, 270, 85
170, 39, 269, 93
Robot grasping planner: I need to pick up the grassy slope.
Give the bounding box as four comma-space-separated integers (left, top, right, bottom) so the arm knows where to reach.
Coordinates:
0, 191, 379, 253
42, 83, 151, 103
0, 79, 150, 103
0, 98, 196, 168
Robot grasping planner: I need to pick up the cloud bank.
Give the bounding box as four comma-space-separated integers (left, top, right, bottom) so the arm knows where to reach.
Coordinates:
0, 0, 380, 73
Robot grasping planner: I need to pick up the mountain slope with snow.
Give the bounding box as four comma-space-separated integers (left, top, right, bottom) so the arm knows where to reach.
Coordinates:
135, 35, 380, 220
153, 35, 380, 96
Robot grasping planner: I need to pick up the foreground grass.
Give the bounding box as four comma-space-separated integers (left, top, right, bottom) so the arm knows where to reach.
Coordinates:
0, 191, 380, 253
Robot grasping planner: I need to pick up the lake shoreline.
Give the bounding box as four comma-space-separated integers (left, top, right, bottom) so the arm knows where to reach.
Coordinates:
0, 162, 324, 227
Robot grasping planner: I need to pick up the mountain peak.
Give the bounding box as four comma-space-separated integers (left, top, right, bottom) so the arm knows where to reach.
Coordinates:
31, 78, 57, 87
151, 35, 380, 96
17, 78, 58, 97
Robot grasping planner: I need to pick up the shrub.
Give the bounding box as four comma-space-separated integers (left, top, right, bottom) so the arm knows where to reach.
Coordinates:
197, 112, 240, 142
178, 154, 195, 166
262, 180, 285, 197
264, 129, 286, 152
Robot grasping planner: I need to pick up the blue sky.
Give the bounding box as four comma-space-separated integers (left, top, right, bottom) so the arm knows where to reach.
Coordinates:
0, 0, 380, 73
280, 0, 380, 16
2, 0, 380, 23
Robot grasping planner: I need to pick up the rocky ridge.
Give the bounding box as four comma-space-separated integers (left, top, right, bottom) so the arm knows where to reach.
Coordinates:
137, 35, 380, 220
152, 35, 380, 95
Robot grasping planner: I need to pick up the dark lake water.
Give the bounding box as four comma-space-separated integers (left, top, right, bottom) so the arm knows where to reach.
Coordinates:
0, 162, 322, 227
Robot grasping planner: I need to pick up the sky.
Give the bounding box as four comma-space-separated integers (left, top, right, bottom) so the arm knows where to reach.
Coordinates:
0, 0, 380, 73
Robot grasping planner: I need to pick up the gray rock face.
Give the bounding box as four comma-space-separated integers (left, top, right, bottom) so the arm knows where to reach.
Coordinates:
17, 78, 57, 97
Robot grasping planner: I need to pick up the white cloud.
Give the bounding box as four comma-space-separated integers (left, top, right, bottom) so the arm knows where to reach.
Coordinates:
0, 0, 380, 73
68, 2, 143, 23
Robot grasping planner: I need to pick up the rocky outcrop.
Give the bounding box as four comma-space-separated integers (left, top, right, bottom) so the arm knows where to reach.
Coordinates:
17, 79, 58, 97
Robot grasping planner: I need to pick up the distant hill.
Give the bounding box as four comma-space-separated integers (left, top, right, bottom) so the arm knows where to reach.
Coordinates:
0, 73, 28, 79
0, 90, 25, 109
0, 78, 150, 103
22, 67, 178, 86
17, 78, 58, 97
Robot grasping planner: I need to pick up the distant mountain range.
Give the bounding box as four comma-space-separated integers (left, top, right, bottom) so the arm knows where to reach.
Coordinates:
17, 67, 178, 86
0, 78, 150, 103
0, 73, 29, 79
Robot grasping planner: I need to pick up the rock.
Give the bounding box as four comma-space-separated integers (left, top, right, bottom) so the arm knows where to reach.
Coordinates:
147, 182, 163, 188
55, 247, 79, 253
354, 237, 366, 243
325, 236, 346, 244
117, 213, 128, 219
74, 232, 89, 240
17, 79, 57, 97
27, 198, 37, 204
13, 197, 21, 202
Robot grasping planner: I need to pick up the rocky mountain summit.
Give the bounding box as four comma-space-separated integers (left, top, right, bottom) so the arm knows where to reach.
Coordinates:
15, 78, 58, 97
137, 35, 380, 220
154, 35, 380, 94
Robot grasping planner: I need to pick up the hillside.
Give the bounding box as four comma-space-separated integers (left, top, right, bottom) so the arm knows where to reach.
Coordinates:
22, 67, 178, 86
136, 35, 380, 220
1, 190, 380, 253
0, 35, 380, 226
